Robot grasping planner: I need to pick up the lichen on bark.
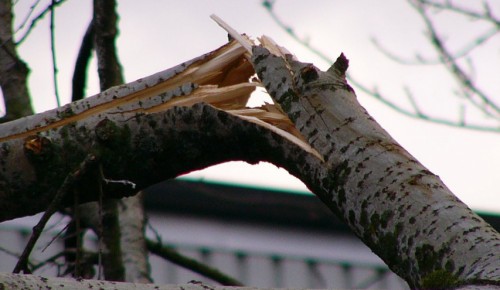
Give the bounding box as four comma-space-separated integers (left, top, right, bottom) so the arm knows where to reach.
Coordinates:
250, 44, 500, 288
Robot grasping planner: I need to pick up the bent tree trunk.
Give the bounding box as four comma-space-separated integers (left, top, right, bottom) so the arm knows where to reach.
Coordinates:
250, 43, 500, 289
0, 35, 498, 288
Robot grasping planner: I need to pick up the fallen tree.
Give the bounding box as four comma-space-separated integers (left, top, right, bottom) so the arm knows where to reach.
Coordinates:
0, 17, 498, 289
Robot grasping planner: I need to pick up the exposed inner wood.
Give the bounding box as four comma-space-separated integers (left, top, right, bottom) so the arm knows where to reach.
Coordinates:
0, 25, 322, 160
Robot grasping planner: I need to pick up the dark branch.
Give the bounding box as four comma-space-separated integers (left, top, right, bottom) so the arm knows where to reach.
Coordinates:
410, 0, 500, 118
0, 0, 34, 121
72, 20, 95, 102
146, 239, 244, 286
262, 0, 500, 132
371, 26, 499, 65
419, 0, 500, 26
14, 0, 68, 45
92, 0, 126, 281
13, 154, 99, 274
49, 0, 61, 107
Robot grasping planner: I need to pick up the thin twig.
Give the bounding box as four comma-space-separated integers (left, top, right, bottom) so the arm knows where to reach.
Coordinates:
404, 86, 424, 117
350, 78, 499, 132
12, 154, 98, 274
371, 27, 499, 65
411, 0, 500, 117
262, 1, 329, 64
146, 238, 244, 286
14, 0, 67, 45
97, 164, 104, 280
40, 222, 71, 252
372, 0, 500, 65
50, 0, 61, 107
31, 249, 98, 273
262, 0, 500, 132
74, 189, 82, 277
459, 104, 466, 126
146, 220, 163, 243
30, 251, 66, 272
13, 0, 43, 35
420, 0, 500, 26
0, 246, 23, 261
0, 0, 40, 52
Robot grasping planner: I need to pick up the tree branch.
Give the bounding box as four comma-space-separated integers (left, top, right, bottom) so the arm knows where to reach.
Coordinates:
1, 29, 498, 288
12, 154, 99, 274
410, 0, 500, 118
71, 20, 94, 102
91, 0, 128, 281
0, 0, 33, 122
249, 42, 500, 288
49, 0, 61, 107
14, 0, 68, 45
0, 39, 314, 222
261, 0, 500, 132
146, 239, 243, 286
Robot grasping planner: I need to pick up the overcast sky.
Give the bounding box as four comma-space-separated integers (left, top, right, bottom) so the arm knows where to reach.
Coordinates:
8, 0, 500, 213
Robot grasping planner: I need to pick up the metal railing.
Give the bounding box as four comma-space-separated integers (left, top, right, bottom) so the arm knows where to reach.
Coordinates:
150, 242, 409, 289
0, 224, 409, 289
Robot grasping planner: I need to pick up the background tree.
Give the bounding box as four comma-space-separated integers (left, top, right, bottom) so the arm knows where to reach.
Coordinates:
264, 0, 500, 132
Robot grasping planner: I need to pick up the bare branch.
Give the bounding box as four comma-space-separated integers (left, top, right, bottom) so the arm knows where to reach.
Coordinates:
261, 1, 331, 65
250, 41, 500, 287
404, 86, 424, 117
410, 0, 500, 118
49, 0, 61, 107
71, 20, 94, 102
371, 26, 499, 65
12, 154, 99, 274
349, 77, 499, 132
146, 239, 244, 286
12, 0, 43, 34
262, 0, 500, 132
92, 0, 128, 281
14, 0, 67, 45
0, 0, 33, 121
419, 0, 500, 26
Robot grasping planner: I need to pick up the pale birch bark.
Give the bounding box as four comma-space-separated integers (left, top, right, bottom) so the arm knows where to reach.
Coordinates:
0, 273, 250, 290
0, 272, 496, 290
119, 192, 153, 283
0, 40, 309, 222
250, 44, 500, 289
0, 99, 314, 221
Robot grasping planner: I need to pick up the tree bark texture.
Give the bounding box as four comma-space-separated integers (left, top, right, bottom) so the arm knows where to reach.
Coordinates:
0, 99, 313, 221
93, 0, 123, 89
92, 0, 126, 281
0, 273, 246, 290
0, 35, 498, 288
250, 45, 500, 289
0, 0, 34, 121
119, 192, 153, 283
0, 40, 265, 221
0, 272, 497, 290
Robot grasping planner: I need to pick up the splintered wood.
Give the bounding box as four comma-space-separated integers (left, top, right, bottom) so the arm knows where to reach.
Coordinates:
0, 16, 321, 160
179, 36, 321, 159
138, 25, 321, 159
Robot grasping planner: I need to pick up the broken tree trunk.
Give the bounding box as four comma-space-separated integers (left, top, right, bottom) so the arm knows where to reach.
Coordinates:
0, 39, 317, 222
247, 38, 500, 288
0, 21, 498, 288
